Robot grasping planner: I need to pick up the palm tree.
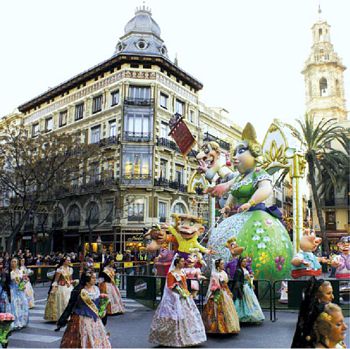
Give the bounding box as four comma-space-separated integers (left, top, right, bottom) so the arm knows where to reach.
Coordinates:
287, 114, 349, 254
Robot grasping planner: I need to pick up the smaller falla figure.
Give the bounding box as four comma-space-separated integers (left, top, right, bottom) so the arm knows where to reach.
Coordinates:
183, 248, 206, 299
291, 229, 328, 280
148, 214, 215, 263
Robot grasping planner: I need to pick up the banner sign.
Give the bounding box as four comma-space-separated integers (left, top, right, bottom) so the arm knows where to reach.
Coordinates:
169, 115, 196, 157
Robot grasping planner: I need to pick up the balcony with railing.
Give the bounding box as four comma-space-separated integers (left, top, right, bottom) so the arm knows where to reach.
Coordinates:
156, 137, 179, 151
203, 132, 230, 151
123, 131, 152, 142
154, 177, 170, 187
120, 174, 152, 186
128, 215, 144, 222
124, 97, 154, 106
169, 181, 187, 193
99, 136, 118, 148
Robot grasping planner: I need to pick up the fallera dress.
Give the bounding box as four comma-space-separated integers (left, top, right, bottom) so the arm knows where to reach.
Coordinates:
99, 267, 124, 315
207, 169, 293, 282
60, 285, 111, 348
202, 269, 240, 334
44, 266, 73, 321
233, 267, 265, 323
10, 269, 29, 330
149, 270, 207, 347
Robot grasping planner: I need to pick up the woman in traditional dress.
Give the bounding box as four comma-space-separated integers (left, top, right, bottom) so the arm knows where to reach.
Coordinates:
202, 258, 240, 334
206, 123, 293, 282
291, 277, 335, 348
233, 257, 265, 323
0, 270, 10, 313
149, 255, 207, 347
99, 257, 124, 323
314, 303, 347, 349
44, 256, 73, 321
8, 258, 29, 330
19, 258, 35, 309
57, 272, 111, 348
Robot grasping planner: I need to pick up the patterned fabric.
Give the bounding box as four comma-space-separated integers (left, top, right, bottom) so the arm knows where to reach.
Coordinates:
0, 285, 10, 313
20, 266, 35, 308
60, 287, 111, 348
234, 269, 265, 323
99, 282, 125, 315
207, 168, 293, 282
24, 281, 35, 309
149, 271, 206, 347
10, 269, 29, 330
44, 267, 73, 321
202, 270, 240, 334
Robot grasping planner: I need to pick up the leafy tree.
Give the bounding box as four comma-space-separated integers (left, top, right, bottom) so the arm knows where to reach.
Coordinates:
0, 125, 99, 253
287, 115, 349, 253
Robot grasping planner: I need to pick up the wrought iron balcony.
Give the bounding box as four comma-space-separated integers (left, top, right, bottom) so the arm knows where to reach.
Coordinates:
154, 177, 169, 187
124, 97, 154, 106
169, 181, 187, 192
128, 215, 144, 222
99, 136, 118, 147
157, 137, 179, 151
123, 131, 152, 142
203, 132, 230, 151
120, 174, 152, 185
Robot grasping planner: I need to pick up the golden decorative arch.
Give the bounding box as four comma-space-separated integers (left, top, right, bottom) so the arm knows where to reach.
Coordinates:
187, 171, 210, 194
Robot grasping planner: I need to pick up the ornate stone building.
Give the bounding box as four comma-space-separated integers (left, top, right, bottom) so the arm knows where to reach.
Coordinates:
0, 6, 241, 253
302, 11, 349, 242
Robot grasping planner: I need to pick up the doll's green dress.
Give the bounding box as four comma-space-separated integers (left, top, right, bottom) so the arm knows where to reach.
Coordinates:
207, 168, 293, 282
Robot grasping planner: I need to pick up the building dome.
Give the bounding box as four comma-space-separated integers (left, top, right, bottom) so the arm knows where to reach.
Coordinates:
124, 6, 161, 38
113, 5, 168, 59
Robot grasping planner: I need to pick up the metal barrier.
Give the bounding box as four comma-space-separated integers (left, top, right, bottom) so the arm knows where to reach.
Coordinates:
28, 261, 154, 286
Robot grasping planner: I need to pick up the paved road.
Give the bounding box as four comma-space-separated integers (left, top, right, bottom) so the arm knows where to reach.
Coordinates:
8, 285, 350, 348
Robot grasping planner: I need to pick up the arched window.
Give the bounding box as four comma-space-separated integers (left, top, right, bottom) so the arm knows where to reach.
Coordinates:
319, 78, 328, 96
68, 204, 80, 226
173, 202, 186, 214
86, 202, 99, 225
53, 207, 64, 228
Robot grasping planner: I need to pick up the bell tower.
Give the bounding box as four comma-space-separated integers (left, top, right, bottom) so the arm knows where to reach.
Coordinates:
302, 7, 348, 122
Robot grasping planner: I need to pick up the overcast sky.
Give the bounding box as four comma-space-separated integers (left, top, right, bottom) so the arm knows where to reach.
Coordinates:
0, 0, 349, 141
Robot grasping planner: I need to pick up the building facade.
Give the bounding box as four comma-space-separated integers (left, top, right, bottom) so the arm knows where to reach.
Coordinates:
0, 6, 241, 253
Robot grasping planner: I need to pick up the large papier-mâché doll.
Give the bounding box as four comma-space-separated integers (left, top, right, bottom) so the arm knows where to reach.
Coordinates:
206, 123, 293, 282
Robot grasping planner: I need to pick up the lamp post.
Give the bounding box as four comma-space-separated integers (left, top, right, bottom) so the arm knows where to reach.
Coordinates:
286, 150, 306, 254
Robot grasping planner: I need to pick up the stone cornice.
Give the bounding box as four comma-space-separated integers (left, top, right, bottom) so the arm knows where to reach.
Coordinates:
19, 54, 203, 113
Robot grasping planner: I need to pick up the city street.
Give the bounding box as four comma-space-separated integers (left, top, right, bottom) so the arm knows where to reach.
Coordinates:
8, 285, 350, 348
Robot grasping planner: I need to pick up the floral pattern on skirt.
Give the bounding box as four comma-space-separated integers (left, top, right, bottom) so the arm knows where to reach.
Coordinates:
10, 283, 29, 330
24, 281, 35, 309
149, 288, 206, 347
99, 282, 125, 315
202, 285, 240, 334
234, 283, 265, 323
60, 314, 111, 348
